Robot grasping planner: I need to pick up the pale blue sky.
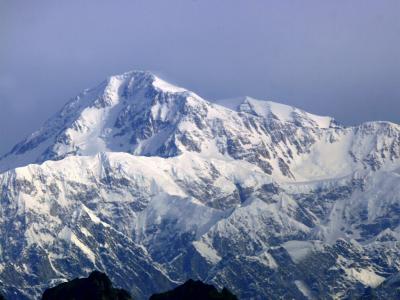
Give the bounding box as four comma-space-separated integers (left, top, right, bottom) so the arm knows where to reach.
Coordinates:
1, 0, 399, 154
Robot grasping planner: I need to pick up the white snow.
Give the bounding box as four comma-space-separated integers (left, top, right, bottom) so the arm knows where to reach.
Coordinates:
59, 226, 96, 263
192, 240, 221, 264
152, 76, 186, 93
253, 251, 279, 269
80, 227, 92, 237
283, 240, 323, 263
82, 205, 103, 225
70, 234, 96, 263
295, 280, 315, 299
214, 96, 334, 129
344, 267, 385, 287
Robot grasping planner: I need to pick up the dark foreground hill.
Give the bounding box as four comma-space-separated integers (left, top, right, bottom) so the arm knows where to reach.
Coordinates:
40, 271, 237, 300
150, 279, 237, 300
41, 271, 132, 300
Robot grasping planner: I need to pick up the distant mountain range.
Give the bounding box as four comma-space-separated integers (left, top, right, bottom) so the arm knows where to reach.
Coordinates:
0, 71, 400, 299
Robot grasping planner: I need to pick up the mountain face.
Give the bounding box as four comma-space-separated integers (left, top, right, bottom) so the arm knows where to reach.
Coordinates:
0, 71, 400, 299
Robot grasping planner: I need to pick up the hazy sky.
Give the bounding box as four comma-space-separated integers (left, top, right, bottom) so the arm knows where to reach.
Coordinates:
1, 0, 400, 155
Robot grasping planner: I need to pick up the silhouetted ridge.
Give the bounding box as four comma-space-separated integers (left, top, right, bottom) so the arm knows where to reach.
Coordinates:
149, 279, 238, 300
41, 271, 132, 300
40, 273, 237, 300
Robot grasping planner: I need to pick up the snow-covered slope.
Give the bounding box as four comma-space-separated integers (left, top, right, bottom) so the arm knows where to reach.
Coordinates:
0, 71, 399, 299
1, 152, 400, 299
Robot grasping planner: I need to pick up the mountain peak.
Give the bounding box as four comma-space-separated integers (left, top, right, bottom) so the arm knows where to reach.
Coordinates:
0, 70, 201, 172
106, 70, 187, 94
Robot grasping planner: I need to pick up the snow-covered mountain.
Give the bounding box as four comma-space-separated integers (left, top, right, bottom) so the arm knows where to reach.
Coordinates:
0, 71, 400, 299
2, 71, 400, 181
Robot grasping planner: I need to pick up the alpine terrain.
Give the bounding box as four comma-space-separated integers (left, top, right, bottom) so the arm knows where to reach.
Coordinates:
1, 71, 400, 299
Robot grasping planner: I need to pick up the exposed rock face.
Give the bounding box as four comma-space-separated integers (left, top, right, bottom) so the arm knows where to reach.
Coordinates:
0, 71, 400, 299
